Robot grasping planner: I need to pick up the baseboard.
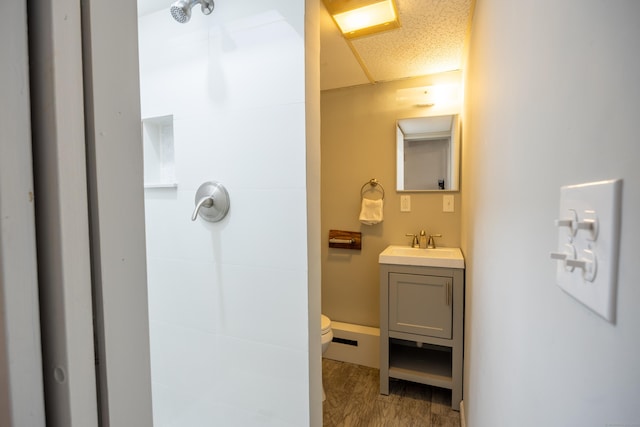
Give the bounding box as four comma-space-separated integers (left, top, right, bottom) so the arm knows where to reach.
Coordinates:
460, 400, 466, 427
323, 321, 380, 369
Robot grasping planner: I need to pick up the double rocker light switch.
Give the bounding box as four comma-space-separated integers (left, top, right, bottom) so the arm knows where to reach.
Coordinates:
550, 179, 622, 323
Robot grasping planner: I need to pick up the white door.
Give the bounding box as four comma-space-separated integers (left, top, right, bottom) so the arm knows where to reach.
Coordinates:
0, 1, 46, 425
28, 0, 154, 425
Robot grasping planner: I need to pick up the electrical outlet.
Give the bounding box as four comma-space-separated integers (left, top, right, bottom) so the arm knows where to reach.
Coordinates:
400, 195, 411, 212
443, 195, 454, 212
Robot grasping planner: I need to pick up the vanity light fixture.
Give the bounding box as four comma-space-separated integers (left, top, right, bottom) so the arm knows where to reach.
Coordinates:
323, 0, 400, 39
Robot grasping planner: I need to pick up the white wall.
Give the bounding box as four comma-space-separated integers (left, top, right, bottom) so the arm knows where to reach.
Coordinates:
138, 2, 314, 425
462, 1, 640, 426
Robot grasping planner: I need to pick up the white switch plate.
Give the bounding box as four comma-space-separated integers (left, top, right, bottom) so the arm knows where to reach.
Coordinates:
400, 195, 411, 212
554, 179, 622, 322
443, 195, 454, 212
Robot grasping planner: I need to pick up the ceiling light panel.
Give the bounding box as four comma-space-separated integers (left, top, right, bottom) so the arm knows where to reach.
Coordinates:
323, 0, 400, 39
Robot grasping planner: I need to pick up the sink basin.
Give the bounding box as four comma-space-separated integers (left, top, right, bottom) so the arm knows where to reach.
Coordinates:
379, 245, 464, 269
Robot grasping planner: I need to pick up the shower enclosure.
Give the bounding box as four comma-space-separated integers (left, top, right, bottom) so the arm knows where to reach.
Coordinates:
137, 1, 318, 425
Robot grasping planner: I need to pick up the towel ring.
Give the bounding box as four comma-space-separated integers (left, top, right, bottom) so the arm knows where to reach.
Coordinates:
360, 178, 385, 200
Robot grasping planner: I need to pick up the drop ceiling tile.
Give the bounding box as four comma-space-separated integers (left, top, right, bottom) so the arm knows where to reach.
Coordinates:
353, 0, 472, 82
320, 3, 370, 90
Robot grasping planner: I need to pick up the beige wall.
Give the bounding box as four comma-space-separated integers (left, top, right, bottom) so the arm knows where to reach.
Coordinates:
321, 72, 463, 327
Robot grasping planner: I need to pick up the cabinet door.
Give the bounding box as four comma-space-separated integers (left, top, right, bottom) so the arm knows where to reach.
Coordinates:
389, 273, 452, 339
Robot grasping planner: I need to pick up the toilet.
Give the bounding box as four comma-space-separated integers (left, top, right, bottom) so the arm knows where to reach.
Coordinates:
321, 314, 333, 401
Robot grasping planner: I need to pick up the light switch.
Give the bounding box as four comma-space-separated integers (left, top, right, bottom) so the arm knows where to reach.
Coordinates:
551, 179, 622, 322
443, 195, 454, 212
400, 195, 411, 212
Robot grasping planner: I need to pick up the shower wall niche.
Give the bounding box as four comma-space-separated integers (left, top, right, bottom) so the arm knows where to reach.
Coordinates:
142, 114, 177, 188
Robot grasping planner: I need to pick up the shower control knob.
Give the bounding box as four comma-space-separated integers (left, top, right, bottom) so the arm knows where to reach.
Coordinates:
191, 181, 230, 223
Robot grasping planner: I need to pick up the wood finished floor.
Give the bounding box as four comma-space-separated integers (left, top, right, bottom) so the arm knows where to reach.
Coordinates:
322, 359, 461, 427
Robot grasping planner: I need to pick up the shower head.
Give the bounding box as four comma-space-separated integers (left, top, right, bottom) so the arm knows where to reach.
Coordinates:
170, 0, 214, 23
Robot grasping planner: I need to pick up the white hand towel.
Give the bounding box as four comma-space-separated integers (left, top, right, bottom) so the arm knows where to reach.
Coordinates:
359, 198, 383, 225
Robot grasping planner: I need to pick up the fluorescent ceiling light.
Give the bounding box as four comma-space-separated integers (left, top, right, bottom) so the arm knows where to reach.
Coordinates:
334, 1, 396, 33
324, 0, 400, 39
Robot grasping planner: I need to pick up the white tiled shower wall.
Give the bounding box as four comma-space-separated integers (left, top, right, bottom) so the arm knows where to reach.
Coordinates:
138, 3, 310, 426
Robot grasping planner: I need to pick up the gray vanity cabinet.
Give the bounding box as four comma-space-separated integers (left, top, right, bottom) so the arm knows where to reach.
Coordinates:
380, 264, 464, 410
389, 273, 452, 339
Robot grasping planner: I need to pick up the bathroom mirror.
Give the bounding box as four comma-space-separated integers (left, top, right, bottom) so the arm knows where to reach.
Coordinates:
396, 114, 460, 192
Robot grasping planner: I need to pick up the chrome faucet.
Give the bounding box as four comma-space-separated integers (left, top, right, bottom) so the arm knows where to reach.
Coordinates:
427, 233, 442, 249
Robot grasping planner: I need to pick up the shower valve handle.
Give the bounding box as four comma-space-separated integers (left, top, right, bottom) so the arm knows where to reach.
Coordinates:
191, 181, 230, 223
191, 196, 214, 221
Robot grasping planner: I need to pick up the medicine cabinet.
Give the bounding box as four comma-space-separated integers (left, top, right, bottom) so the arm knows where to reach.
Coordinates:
396, 114, 460, 192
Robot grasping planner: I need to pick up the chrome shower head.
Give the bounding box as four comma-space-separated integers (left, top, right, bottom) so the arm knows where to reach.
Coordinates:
170, 0, 214, 23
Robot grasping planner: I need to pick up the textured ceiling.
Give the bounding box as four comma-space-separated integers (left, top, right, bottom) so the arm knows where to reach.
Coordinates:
320, 0, 473, 91
138, 0, 472, 91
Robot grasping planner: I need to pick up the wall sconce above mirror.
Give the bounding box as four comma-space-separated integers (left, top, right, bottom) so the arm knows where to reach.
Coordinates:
396, 114, 460, 192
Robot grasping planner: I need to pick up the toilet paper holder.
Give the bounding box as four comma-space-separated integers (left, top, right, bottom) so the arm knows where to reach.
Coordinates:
328, 230, 361, 250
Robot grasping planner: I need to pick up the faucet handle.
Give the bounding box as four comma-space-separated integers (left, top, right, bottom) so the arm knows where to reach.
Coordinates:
427, 234, 442, 249
405, 233, 419, 248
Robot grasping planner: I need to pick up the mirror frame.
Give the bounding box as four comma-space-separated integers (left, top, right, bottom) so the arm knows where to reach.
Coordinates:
396, 114, 460, 192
